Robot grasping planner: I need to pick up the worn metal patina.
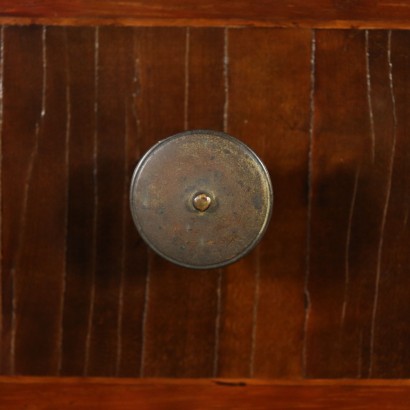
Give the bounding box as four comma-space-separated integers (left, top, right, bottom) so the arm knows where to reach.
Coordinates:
130, 130, 273, 269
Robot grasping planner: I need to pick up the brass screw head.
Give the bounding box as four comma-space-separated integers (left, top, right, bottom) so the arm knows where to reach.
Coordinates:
193, 193, 212, 212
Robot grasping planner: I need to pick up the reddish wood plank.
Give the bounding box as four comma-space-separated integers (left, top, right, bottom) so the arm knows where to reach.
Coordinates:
2, 377, 410, 409
60, 27, 97, 376
307, 30, 370, 378
115, 29, 149, 377
61, 27, 148, 378
136, 28, 224, 377
132, 27, 186, 377
216, 29, 311, 378
2, 27, 68, 375
85, 27, 137, 377
306, 30, 397, 377
214, 29, 257, 378
361, 30, 398, 378
228, 29, 312, 378
186, 28, 225, 378
1, 26, 45, 375
2, 1, 410, 28
187, 28, 225, 131
371, 31, 410, 378
216, 256, 256, 376
14, 26, 69, 375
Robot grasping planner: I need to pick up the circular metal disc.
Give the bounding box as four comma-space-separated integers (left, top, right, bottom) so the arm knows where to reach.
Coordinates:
130, 130, 273, 269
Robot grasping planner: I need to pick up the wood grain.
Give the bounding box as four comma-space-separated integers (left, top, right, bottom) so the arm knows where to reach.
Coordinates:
134, 28, 224, 378
371, 30, 410, 378
2, 26, 68, 375
3, 1, 410, 28
2, 377, 410, 409
306, 30, 377, 378
85, 27, 135, 377
60, 26, 97, 376
114, 28, 149, 377
57, 27, 148, 378
3, 26, 410, 379
213, 29, 261, 377
227, 28, 312, 378
304, 30, 405, 378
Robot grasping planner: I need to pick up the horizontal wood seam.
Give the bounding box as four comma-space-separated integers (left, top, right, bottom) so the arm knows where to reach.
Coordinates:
2, 377, 410, 386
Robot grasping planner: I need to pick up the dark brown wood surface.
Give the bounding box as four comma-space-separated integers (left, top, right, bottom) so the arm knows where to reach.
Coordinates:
306, 30, 410, 379
2, 26, 410, 379
2, 377, 410, 409
3, 1, 410, 28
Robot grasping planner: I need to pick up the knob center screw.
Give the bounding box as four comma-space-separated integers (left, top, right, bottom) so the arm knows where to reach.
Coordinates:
193, 193, 212, 212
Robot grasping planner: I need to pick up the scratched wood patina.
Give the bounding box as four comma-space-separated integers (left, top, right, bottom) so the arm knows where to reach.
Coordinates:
1, 27, 410, 379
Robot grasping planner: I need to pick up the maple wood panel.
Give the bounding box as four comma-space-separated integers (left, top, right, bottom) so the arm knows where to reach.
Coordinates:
1, 26, 410, 379
2, 1, 410, 28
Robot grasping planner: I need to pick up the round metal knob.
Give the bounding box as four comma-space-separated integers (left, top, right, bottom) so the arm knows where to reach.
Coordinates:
130, 130, 273, 269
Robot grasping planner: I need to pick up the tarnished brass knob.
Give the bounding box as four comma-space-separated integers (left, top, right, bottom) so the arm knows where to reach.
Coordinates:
130, 130, 273, 269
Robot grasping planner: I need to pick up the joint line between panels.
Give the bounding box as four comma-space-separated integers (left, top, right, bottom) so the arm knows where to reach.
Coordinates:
302, 29, 316, 378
